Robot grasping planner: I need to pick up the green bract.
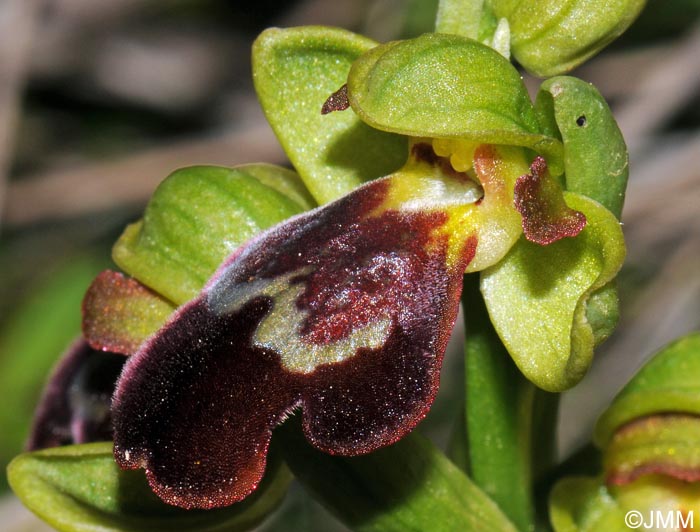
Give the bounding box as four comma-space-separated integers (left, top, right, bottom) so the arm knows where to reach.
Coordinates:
481, 193, 625, 392
253, 26, 406, 204
347, 33, 564, 174
7, 443, 292, 532
489, 0, 646, 76
113, 164, 314, 305
279, 422, 518, 532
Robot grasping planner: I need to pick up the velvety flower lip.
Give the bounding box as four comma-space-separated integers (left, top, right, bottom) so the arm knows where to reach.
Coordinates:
514, 156, 586, 245
111, 155, 482, 509
27, 339, 125, 451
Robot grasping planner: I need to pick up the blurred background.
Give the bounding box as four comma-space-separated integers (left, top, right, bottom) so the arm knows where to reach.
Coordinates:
0, 0, 698, 530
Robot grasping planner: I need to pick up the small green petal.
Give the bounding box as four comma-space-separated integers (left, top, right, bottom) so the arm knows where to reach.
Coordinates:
347, 33, 564, 174
534, 76, 627, 355
481, 193, 625, 391
490, 0, 647, 77
113, 164, 313, 305
595, 332, 700, 448
82, 271, 175, 355
7, 442, 292, 532
535, 77, 628, 219
253, 26, 406, 204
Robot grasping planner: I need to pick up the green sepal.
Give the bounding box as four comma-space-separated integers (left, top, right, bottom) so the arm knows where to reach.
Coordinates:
347, 33, 564, 174
595, 332, 700, 448
535, 77, 628, 219
113, 164, 314, 306
277, 418, 518, 532
7, 442, 292, 532
549, 476, 628, 532
489, 0, 647, 77
481, 193, 625, 392
253, 26, 406, 204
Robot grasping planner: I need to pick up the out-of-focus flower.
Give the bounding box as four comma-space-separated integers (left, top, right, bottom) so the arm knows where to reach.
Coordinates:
550, 333, 700, 531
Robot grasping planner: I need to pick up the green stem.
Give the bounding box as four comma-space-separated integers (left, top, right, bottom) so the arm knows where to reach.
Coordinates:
531, 391, 560, 532
446, 405, 470, 473
460, 274, 560, 532
435, 0, 484, 38
531, 390, 560, 484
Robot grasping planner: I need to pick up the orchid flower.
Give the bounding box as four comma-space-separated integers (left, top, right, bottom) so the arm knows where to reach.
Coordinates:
10, 0, 642, 524
551, 333, 700, 532
39, 29, 623, 510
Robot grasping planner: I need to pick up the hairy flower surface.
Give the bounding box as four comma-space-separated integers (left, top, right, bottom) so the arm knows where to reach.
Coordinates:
26, 26, 628, 511
104, 144, 533, 508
